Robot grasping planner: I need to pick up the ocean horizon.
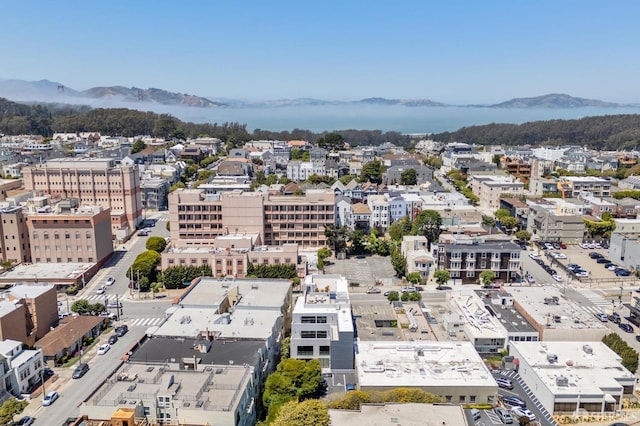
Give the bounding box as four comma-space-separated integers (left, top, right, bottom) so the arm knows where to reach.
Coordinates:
159, 104, 640, 134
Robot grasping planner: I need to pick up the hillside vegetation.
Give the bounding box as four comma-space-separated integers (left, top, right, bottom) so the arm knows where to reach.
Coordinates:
432, 114, 640, 150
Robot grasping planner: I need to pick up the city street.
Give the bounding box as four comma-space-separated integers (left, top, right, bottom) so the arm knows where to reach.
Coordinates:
24, 211, 175, 426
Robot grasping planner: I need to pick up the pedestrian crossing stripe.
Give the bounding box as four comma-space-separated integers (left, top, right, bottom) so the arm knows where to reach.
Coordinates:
128, 317, 165, 327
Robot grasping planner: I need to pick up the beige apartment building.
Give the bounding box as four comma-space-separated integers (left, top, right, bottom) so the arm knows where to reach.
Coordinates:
469, 175, 525, 211
0, 284, 58, 346
26, 202, 113, 266
22, 159, 143, 240
169, 189, 334, 248
0, 206, 31, 264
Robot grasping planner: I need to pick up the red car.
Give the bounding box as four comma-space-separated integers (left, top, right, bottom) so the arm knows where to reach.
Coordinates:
560, 243, 567, 249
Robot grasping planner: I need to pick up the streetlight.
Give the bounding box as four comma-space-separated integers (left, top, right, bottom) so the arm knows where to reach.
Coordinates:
620, 286, 624, 306
40, 368, 46, 398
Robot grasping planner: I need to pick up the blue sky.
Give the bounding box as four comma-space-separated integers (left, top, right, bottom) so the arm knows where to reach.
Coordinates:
2, 1, 639, 103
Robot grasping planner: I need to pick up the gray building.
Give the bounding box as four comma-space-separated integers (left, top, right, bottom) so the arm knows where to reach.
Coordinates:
384, 165, 432, 185
141, 178, 170, 210
527, 205, 586, 243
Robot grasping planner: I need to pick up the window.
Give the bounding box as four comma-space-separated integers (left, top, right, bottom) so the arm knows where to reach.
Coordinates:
466, 271, 475, 278
317, 330, 327, 338
54, 233, 60, 240
43, 233, 49, 240
301, 316, 317, 324
319, 346, 330, 355
296, 346, 314, 356
301, 331, 316, 338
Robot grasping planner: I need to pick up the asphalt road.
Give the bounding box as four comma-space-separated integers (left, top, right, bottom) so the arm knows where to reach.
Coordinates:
26, 211, 173, 426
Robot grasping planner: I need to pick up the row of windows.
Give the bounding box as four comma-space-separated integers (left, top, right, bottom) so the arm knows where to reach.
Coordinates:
33, 232, 92, 239
296, 345, 330, 356
300, 330, 328, 339
35, 257, 93, 262
34, 246, 93, 252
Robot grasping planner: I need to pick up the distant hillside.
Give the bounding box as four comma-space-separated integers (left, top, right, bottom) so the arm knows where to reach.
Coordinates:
358, 97, 449, 107
0, 79, 224, 108
431, 114, 640, 150
489, 93, 622, 108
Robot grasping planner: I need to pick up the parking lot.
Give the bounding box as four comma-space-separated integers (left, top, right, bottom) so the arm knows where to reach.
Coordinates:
324, 255, 398, 291
535, 243, 639, 285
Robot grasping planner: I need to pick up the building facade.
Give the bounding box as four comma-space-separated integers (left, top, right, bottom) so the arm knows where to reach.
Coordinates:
436, 235, 521, 284
22, 158, 143, 240
0, 206, 31, 264
27, 204, 113, 266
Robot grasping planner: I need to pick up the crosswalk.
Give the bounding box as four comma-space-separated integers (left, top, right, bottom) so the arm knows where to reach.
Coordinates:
128, 317, 165, 327
577, 289, 611, 315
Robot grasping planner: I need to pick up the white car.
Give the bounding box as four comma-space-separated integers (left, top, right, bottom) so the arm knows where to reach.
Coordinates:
511, 407, 536, 422
42, 391, 58, 406
97, 343, 110, 355
594, 243, 602, 249
587, 243, 596, 249
555, 253, 567, 259
575, 271, 589, 277
105, 277, 115, 286
528, 252, 539, 260
579, 242, 589, 249
552, 274, 563, 283
607, 264, 619, 271
96, 286, 106, 295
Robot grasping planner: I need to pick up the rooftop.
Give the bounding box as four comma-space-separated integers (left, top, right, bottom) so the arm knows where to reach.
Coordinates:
0, 263, 94, 281
475, 290, 538, 334
0, 301, 20, 317
35, 315, 104, 357
4, 284, 54, 299
449, 292, 507, 340
86, 362, 253, 414
507, 286, 609, 331
355, 341, 497, 389
512, 341, 634, 396
351, 304, 403, 342
329, 403, 466, 426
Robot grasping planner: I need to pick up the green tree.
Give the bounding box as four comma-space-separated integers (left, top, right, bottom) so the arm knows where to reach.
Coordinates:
479, 270, 496, 287
408, 291, 422, 301
515, 230, 532, 244
433, 270, 451, 288
390, 249, 406, 277
272, 399, 330, 426
127, 250, 161, 291
160, 265, 212, 289
601, 211, 614, 221
359, 160, 384, 184
280, 336, 291, 359
199, 155, 217, 168
411, 210, 442, 246
169, 182, 186, 193
400, 168, 417, 185
0, 398, 28, 425
406, 272, 421, 284
317, 247, 332, 263
492, 154, 502, 167
388, 219, 409, 242
494, 208, 511, 221
246, 263, 297, 279
71, 299, 90, 315
153, 114, 179, 139
146, 236, 167, 253
339, 174, 357, 185
130, 139, 146, 154
387, 291, 400, 302
263, 359, 322, 423
316, 133, 344, 151
584, 218, 616, 239
324, 225, 349, 254
500, 216, 520, 233
482, 215, 496, 228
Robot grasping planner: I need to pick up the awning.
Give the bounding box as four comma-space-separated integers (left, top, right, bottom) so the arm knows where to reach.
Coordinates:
604, 394, 617, 403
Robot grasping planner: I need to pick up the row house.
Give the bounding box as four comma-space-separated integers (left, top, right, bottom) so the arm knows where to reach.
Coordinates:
583, 196, 640, 219
436, 234, 521, 284
0, 339, 44, 397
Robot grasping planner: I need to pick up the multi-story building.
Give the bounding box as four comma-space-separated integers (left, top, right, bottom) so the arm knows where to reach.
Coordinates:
503, 158, 532, 183
140, 177, 170, 211
562, 176, 611, 198
0, 206, 31, 264
401, 236, 434, 279
468, 175, 524, 211
290, 275, 354, 371
26, 201, 113, 266
0, 339, 43, 396
170, 189, 334, 249
22, 158, 143, 240
368, 195, 390, 230
436, 234, 521, 284
0, 284, 57, 346
526, 201, 586, 243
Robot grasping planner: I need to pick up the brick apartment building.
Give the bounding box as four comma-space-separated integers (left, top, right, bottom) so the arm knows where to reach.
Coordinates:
22, 159, 143, 240
26, 200, 113, 266
0, 284, 58, 346
0, 206, 31, 264
169, 188, 334, 248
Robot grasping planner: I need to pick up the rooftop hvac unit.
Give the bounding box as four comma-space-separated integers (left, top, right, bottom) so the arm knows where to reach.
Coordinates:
556, 375, 569, 387
547, 354, 558, 364
583, 344, 593, 355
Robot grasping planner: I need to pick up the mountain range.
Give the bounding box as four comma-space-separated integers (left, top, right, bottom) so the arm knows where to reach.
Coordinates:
0, 79, 631, 109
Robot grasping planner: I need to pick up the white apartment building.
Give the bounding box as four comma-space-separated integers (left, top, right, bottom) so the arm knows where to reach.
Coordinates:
531, 147, 567, 162
286, 161, 325, 182
0, 339, 43, 396
368, 195, 390, 230
469, 175, 525, 211
291, 275, 354, 371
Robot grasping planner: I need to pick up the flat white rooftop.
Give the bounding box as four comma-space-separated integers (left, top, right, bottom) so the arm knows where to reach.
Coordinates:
0, 263, 94, 280
449, 292, 507, 340
329, 403, 466, 426
512, 341, 635, 396
508, 286, 608, 331
355, 341, 496, 389
179, 277, 290, 310
5, 284, 54, 299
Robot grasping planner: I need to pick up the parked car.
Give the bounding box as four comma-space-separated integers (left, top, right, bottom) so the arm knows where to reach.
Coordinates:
528, 252, 539, 260
552, 274, 563, 283
383, 291, 391, 296
96, 285, 106, 295
366, 287, 381, 294
42, 391, 59, 406
401, 286, 417, 293
496, 377, 513, 390
579, 242, 589, 249
595, 313, 609, 322
494, 407, 513, 424
502, 395, 527, 408
108, 334, 118, 345
609, 312, 622, 324
607, 264, 619, 271
525, 274, 535, 284
511, 407, 536, 422
105, 277, 115, 286
596, 257, 610, 264
72, 362, 89, 379
115, 325, 128, 337
616, 269, 632, 277
560, 243, 567, 249
589, 252, 603, 259
15, 416, 35, 426
97, 343, 111, 355
619, 323, 634, 333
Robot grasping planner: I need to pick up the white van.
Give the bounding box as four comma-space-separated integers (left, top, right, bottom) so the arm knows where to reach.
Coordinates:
470, 408, 481, 421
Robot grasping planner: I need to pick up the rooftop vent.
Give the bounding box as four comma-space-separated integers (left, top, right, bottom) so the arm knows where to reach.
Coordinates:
583, 344, 593, 355
556, 375, 569, 387
547, 354, 558, 364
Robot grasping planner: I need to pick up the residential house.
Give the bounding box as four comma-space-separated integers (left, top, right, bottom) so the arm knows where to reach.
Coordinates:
468, 175, 524, 211
335, 196, 353, 228
351, 203, 371, 231
401, 236, 434, 279
0, 339, 43, 396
